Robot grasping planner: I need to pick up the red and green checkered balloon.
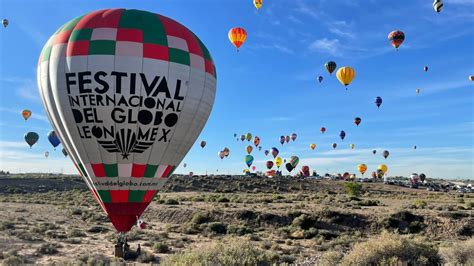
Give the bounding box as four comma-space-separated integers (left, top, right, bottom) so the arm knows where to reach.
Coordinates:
37, 9, 217, 232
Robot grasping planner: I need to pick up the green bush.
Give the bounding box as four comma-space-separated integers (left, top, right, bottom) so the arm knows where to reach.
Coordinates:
162, 240, 273, 266
191, 211, 211, 224
344, 182, 362, 197
165, 198, 179, 205
36, 243, 61, 255
342, 232, 441, 265
153, 242, 170, 253
414, 199, 427, 209
207, 222, 227, 234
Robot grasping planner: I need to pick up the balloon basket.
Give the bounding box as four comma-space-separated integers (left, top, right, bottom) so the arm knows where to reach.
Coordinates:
114, 233, 130, 259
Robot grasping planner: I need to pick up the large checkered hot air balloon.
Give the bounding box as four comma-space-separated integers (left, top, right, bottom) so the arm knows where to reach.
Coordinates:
37, 9, 217, 233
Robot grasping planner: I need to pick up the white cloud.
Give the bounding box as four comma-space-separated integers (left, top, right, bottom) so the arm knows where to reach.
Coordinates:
309, 38, 341, 56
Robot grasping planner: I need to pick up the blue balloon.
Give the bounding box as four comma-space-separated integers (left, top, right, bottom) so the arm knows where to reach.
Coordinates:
375, 96, 383, 108
339, 130, 346, 141
47, 130, 60, 149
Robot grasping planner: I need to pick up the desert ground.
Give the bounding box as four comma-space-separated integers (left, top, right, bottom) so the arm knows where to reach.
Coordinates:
0, 175, 472, 265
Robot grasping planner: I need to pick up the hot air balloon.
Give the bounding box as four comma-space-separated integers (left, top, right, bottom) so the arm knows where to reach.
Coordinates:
469, 75, 474, 81
251, 166, 256, 171
332, 143, 337, 149
258, 146, 262, 151
375, 96, 383, 108
378, 164, 388, 174
245, 155, 254, 167
410, 173, 419, 183
413, 145, 417, 150
218, 151, 225, 159
2, 19, 8, 28
266, 161, 274, 169
433, 0, 443, 13
253, 0, 263, 10
253, 136, 260, 147
246, 145, 253, 154
279, 136, 285, 145
383, 150, 390, 159
354, 117, 361, 126
423, 66, 428, 72
419, 173, 426, 183
336, 67, 355, 89
223, 147, 230, 157
62, 148, 68, 157
271, 147, 279, 158
290, 156, 299, 169
371, 171, 377, 179
22, 109, 32, 121
339, 130, 346, 141
243, 169, 250, 174
310, 143, 316, 150
37, 9, 217, 233
245, 133, 252, 141
24, 132, 39, 148
264, 150, 269, 156
318, 76, 323, 83
285, 163, 294, 172
372, 150, 377, 155
416, 88, 421, 94
274, 157, 282, 169
183, 163, 187, 168
200, 141, 207, 148
266, 170, 276, 177
44, 151, 49, 158
291, 133, 297, 141
358, 164, 367, 175
350, 144, 355, 149
388, 30, 405, 49
47, 130, 60, 150
284, 135, 290, 143
325, 61, 337, 75
320, 127, 326, 134
301, 166, 310, 177
240, 135, 246, 141
343, 172, 350, 180
228, 27, 247, 51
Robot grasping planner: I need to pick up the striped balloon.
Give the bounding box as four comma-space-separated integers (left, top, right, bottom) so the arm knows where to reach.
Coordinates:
388, 30, 405, 49
37, 9, 217, 232
228, 27, 247, 50
433, 0, 443, 13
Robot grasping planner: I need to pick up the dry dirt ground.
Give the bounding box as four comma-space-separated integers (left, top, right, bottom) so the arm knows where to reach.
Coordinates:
0, 176, 472, 265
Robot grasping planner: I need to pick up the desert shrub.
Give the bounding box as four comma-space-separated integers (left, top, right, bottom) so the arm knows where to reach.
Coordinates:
2, 255, 25, 265
0, 221, 15, 230
318, 251, 343, 265
32, 223, 59, 234
227, 225, 253, 235
414, 199, 427, 209
70, 208, 82, 215
36, 243, 61, 255
165, 198, 179, 205
467, 201, 474, 209
358, 199, 379, 206
45, 230, 67, 239
87, 225, 109, 233
341, 232, 441, 265
191, 211, 211, 224
344, 182, 362, 196
291, 214, 316, 230
153, 242, 170, 253
216, 196, 230, 202
207, 222, 227, 234
383, 211, 425, 234
162, 240, 273, 266
440, 238, 474, 265
11, 229, 43, 241
271, 194, 285, 200
286, 209, 303, 218
456, 198, 465, 204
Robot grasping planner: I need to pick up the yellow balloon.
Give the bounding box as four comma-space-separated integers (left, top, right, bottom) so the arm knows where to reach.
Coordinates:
350, 144, 355, 149
274, 157, 282, 168
253, 0, 263, 10
358, 164, 367, 175
378, 164, 388, 174
310, 143, 316, 150
336, 66, 355, 88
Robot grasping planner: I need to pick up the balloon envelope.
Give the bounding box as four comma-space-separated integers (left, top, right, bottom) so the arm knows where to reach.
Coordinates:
320, 127, 326, 133
266, 160, 274, 169
375, 96, 383, 108
24, 132, 39, 148
358, 164, 367, 175
271, 147, 279, 158
228, 27, 247, 50
22, 109, 32, 120
37, 9, 217, 233
274, 157, 282, 168
245, 155, 254, 167
339, 131, 346, 141
47, 130, 61, 149
388, 30, 405, 49
336, 67, 355, 87
200, 141, 206, 148
378, 164, 388, 174
285, 163, 294, 172
325, 61, 336, 75
246, 145, 253, 154
383, 150, 390, 159
310, 143, 316, 150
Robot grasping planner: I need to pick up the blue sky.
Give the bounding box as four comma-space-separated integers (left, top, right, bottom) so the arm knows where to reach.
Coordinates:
0, 0, 473, 179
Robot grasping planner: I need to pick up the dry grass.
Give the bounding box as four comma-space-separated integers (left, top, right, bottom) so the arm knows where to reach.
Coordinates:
440, 238, 474, 265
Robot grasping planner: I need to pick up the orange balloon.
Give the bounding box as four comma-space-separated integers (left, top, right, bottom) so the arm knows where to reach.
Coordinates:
228, 27, 247, 50
21, 109, 32, 120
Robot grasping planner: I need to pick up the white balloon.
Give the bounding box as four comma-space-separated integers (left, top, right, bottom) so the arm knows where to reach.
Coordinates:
37, 9, 217, 232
